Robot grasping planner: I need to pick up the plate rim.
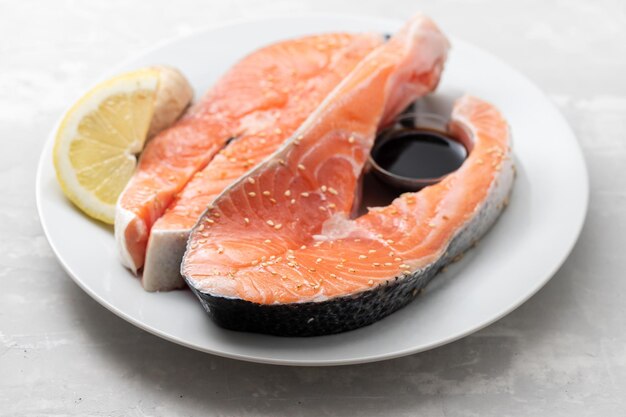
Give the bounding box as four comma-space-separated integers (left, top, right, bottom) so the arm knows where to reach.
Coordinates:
36, 14, 589, 366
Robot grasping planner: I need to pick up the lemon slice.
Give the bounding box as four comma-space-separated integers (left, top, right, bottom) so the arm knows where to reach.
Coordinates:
53, 67, 192, 224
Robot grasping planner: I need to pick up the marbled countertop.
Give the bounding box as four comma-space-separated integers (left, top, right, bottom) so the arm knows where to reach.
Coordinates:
2, 0, 625, 415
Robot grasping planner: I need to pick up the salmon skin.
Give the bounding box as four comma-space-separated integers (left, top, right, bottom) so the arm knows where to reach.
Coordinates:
180, 15, 490, 337
141, 33, 383, 291
115, 33, 383, 275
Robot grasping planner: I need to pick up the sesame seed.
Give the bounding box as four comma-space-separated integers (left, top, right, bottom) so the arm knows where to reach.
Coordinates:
244, 217, 250, 224
274, 224, 282, 230
330, 273, 337, 278
298, 164, 306, 171
328, 203, 336, 209
247, 177, 255, 184
270, 271, 278, 276
264, 239, 271, 244
248, 192, 256, 197
300, 192, 309, 197
321, 185, 327, 192
399, 263, 410, 269
386, 239, 395, 244
198, 224, 205, 231
359, 255, 367, 260
300, 245, 307, 250
316, 258, 322, 263
385, 262, 393, 266
428, 222, 436, 227
368, 249, 376, 254
373, 262, 381, 267
290, 199, 296, 204
217, 247, 224, 254
270, 198, 277, 204
284, 190, 291, 197
287, 254, 295, 260
394, 257, 402, 262
266, 220, 275, 226
318, 206, 326, 211
251, 260, 259, 266
206, 219, 215, 224
309, 268, 316, 272
328, 187, 338, 195
278, 159, 286, 166
348, 268, 356, 273
403, 269, 412, 275
262, 190, 270, 196
348, 136, 355, 144
368, 280, 374, 286
212, 212, 220, 217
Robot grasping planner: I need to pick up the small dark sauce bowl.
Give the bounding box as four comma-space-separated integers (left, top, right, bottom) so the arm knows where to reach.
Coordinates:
368, 112, 468, 192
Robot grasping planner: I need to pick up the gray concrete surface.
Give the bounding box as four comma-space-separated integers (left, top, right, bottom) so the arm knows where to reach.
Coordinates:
1, 0, 625, 415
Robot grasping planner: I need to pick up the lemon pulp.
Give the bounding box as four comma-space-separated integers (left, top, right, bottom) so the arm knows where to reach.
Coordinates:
54, 70, 159, 224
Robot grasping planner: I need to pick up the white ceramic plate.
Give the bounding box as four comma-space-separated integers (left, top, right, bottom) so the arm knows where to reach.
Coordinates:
36, 15, 588, 366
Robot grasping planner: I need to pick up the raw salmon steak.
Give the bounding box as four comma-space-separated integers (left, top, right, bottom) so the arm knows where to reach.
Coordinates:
115, 32, 383, 274
142, 33, 383, 291
181, 15, 504, 337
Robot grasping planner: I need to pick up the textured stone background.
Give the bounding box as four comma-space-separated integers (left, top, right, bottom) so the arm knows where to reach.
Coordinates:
1, 0, 625, 415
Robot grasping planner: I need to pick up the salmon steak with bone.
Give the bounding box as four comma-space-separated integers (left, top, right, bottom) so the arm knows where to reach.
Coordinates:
181, 14, 513, 336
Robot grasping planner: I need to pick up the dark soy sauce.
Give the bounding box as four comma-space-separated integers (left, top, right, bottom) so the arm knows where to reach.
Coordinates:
372, 129, 467, 180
